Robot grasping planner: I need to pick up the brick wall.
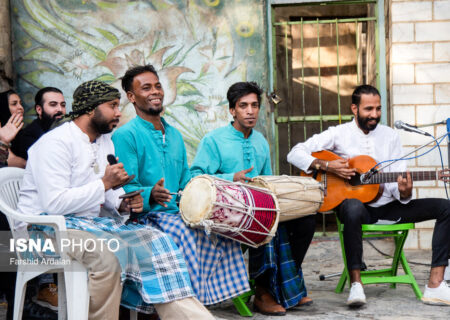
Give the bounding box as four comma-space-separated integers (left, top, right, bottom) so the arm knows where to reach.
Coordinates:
390, 0, 450, 249
0, 0, 12, 91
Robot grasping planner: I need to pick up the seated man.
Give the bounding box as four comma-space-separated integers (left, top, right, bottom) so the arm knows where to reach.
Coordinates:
287, 84, 450, 307
17, 80, 213, 320
190, 81, 315, 315
11, 86, 66, 168
112, 65, 250, 306
10, 86, 66, 313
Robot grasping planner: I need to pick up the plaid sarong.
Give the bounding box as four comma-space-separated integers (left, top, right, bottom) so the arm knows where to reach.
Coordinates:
140, 212, 250, 305
33, 215, 194, 314
249, 224, 307, 309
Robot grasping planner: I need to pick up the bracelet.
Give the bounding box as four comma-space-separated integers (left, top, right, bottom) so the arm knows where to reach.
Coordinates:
325, 161, 329, 171
0, 140, 11, 149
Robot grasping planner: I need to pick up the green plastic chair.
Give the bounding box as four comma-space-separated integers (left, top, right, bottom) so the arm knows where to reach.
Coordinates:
232, 280, 255, 317
335, 217, 422, 299
231, 243, 255, 317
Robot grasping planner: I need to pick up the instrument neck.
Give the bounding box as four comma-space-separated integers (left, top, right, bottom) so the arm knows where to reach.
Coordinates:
364, 171, 438, 184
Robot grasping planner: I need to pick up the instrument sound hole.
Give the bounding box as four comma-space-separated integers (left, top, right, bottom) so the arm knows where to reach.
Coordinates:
349, 173, 362, 187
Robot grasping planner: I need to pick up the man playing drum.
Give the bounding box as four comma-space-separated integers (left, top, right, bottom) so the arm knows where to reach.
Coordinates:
112, 65, 250, 306
287, 84, 450, 307
190, 82, 316, 315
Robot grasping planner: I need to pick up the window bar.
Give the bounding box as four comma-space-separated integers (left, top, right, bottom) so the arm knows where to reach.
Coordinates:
301, 18, 306, 140
284, 24, 292, 175
316, 19, 323, 132
356, 21, 360, 84
272, 19, 280, 175
336, 20, 341, 124
273, 17, 376, 26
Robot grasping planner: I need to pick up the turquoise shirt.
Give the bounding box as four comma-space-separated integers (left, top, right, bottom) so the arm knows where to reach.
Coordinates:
112, 116, 191, 214
190, 123, 272, 180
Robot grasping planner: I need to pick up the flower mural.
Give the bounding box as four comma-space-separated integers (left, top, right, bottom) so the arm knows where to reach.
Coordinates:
11, 0, 268, 162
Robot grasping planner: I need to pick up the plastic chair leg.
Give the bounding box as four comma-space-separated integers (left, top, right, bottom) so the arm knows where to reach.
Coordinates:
232, 296, 253, 317
65, 262, 89, 320
130, 310, 138, 320
400, 252, 423, 299
57, 272, 67, 320
13, 272, 27, 320
335, 271, 348, 293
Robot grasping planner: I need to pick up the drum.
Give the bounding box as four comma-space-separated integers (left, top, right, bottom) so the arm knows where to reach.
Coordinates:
180, 175, 279, 248
249, 175, 323, 222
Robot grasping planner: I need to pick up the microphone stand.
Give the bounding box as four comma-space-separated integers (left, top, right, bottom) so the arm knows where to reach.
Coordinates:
447, 119, 450, 174
416, 118, 449, 171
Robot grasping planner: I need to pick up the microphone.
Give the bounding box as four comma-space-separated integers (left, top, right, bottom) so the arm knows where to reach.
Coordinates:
106, 154, 135, 190
107, 154, 117, 165
394, 120, 432, 137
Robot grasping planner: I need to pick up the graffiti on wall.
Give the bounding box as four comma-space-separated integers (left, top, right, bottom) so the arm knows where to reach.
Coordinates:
11, 0, 268, 161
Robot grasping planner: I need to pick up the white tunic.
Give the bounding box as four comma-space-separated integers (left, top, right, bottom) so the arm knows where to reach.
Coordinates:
17, 121, 124, 223
287, 119, 411, 207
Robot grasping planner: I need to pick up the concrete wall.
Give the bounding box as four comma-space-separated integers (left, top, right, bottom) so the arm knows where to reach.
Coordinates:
390, 0, 450, 249
0, 0, 13, 91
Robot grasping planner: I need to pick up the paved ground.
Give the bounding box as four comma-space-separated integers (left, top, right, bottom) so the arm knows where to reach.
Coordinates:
211, 237, 450, 320
1, 236, 449, 319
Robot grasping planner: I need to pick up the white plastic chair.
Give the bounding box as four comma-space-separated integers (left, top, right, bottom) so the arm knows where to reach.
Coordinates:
0, 167, 138, 320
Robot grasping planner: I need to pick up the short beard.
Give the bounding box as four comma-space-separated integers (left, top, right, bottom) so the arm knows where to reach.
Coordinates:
357, 109, 380, 132
91, 109, 116, 134
139, 104, 163, 116
39, 111, 64, 132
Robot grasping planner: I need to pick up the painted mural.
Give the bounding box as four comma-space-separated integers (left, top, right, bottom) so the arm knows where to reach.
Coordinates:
10, 0, 269, 161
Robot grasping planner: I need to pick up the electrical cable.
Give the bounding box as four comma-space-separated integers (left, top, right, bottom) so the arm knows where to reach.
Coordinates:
369, 134, 448, 171
365, 239, 431, 267
430, 133, 449, 199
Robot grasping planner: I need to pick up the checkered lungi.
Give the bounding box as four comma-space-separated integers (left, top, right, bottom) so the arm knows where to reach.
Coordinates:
32, 215, 194, 314
140, 212, 251, 305
249, 224, 307, 309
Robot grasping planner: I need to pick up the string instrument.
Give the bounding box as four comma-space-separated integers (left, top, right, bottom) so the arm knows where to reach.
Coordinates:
301, 150, 450, 212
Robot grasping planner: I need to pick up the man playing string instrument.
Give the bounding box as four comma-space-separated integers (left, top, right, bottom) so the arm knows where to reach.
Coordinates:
287, 84, 450, 307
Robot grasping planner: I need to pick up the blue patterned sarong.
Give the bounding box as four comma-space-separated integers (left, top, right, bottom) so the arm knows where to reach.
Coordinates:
33, 215, 194, 314
140, 212, 250, 305
249, 224, 307, 309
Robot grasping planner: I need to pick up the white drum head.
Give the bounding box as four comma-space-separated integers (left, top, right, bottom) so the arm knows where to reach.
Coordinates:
180, 176, 216, 225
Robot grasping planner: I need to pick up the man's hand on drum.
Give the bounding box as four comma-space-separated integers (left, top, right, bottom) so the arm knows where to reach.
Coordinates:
151, 178, 172, 207
233, 166, 254, 183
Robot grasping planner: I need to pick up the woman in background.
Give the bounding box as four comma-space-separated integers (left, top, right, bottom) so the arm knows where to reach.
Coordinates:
0, 89, 24, 319
0, 90, 25, 167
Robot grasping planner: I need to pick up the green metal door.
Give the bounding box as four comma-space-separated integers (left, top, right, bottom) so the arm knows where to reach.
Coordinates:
270, 0, 385, 175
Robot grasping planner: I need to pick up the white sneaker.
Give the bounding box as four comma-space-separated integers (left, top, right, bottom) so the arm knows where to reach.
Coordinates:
444, 260, 450, 281
422, 281, 450, 306
347, 282, 366, 307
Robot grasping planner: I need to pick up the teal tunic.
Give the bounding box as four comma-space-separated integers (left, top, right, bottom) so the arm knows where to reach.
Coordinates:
112, 116, 190, 214
190, 123, 272, 179
190, 122, 308, 308
113, 117, 251, 304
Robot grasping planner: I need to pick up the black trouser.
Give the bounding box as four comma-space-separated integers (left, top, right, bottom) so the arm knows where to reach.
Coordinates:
284, 215, 316, 269
255, 215, 316, 287
337, 198, 450, 271
0, 212, 15, 320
